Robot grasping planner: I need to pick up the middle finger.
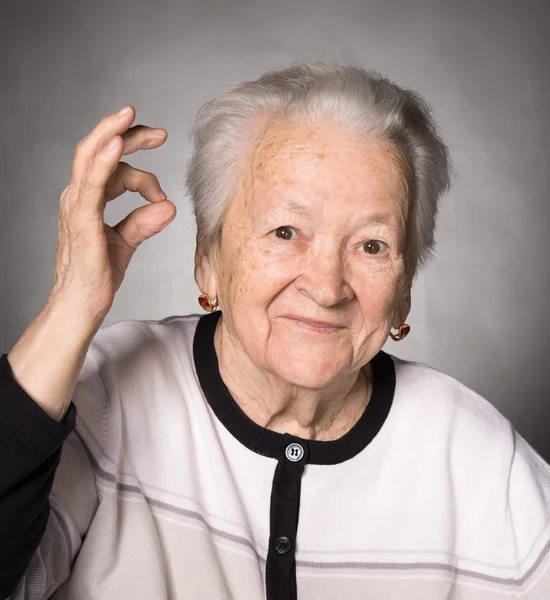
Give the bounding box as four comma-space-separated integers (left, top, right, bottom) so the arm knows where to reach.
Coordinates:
119, 125, 168, 156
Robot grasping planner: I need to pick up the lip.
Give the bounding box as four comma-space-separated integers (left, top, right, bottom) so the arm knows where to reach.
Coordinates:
282, 315, 346, 332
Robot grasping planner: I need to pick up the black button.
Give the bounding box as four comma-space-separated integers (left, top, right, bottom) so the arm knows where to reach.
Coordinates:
274, 536, 292, 555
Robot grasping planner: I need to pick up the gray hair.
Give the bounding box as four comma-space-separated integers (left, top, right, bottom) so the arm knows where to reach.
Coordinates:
185, 60, 453, 280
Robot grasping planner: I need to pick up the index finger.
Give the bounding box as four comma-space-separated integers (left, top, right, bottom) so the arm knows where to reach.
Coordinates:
70, 105, 136, 186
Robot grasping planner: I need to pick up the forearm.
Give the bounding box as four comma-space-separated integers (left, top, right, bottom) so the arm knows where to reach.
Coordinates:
6, 298, 101, 422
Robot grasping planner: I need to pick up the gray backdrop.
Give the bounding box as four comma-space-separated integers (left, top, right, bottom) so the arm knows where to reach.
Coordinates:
2, 0, 549, 460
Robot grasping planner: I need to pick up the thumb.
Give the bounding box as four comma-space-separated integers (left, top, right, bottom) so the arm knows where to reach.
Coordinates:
113, 200, 177, 251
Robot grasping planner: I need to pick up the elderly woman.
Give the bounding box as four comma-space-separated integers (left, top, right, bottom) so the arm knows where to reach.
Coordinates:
1, 62, 549, 600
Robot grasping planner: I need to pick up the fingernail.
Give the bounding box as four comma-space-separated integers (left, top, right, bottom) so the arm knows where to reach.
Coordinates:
118, 104, 132, 115
159, 190, 168, 200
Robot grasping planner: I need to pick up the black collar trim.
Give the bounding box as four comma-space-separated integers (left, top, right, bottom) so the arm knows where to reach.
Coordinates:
193, 311, 396, 465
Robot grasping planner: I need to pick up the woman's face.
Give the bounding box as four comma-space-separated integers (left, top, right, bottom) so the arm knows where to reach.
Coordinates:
197, 118, 410, 389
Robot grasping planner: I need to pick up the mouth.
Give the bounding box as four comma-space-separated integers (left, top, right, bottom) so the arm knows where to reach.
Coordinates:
281, 315, 346, 333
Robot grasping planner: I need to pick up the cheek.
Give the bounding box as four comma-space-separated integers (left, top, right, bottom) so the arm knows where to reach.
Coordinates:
353, 270, 402, 321
216, 223, 259, 304
221, 245, 295, 310
221, 250, 255, 305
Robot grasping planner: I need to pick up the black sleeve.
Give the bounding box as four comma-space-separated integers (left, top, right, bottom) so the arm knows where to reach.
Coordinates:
0, 353, 77, 600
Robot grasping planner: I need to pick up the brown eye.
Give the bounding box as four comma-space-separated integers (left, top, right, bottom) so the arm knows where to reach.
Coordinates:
362, 240, 384, 255
275, 226, 295, 240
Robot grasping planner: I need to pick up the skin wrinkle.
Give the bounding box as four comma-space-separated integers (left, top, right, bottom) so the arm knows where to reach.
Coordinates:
195, 117, 411, 441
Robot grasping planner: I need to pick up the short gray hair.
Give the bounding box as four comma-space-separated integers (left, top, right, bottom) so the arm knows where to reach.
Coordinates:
185, 60, 453, 280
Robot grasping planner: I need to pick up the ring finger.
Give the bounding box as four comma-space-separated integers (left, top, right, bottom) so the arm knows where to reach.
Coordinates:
103, 161, 167, 204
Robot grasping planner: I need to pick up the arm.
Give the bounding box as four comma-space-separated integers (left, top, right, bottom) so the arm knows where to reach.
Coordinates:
0, 355, 77, 598
0, 301, 101, 599
1, 102, 172, 599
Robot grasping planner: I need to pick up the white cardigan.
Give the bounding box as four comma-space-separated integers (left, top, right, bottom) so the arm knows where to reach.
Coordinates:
10, 311, 550, 600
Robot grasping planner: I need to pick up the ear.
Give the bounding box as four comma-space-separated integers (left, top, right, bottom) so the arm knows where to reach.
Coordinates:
194, 238, 218, 299
392, 283, 411, 329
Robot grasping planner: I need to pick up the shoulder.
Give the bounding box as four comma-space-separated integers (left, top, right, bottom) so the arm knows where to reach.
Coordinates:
387, 353, 514, 444
70, 313, 203, 457
88, 313, 202, 366
80, 312, 202, 399
386, 352, 548, 488
386, 353, 550, 574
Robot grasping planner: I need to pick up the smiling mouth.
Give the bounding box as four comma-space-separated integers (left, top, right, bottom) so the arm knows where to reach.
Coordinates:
282, 315, 345, 333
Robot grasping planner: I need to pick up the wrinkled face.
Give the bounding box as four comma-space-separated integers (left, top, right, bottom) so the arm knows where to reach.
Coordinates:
198, 118, 410, 389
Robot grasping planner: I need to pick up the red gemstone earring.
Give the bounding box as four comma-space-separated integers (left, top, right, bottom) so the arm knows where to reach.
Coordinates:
389, 323, 410, 341
198, 294, 219, 312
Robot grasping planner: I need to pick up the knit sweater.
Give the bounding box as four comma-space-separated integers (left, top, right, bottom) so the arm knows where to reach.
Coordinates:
1, 310, 550, 600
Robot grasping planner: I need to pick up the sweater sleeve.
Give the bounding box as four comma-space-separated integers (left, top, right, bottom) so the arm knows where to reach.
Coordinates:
0, 353, 99, 600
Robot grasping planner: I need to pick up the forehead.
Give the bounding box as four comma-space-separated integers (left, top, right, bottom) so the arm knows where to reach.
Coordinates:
248, 117, 408, 207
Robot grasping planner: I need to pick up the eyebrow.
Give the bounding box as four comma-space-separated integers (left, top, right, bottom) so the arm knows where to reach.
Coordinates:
283, 200, 392, 226
284, 200, 313, 218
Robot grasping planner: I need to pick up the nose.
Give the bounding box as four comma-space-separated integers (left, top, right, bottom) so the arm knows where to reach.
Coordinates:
295, 247, 354, 308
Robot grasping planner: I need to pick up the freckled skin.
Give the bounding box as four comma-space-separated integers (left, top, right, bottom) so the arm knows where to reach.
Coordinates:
195, 118, 411, 439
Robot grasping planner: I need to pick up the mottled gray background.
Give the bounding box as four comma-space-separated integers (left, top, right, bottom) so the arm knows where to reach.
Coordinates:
1, 0, 549, 460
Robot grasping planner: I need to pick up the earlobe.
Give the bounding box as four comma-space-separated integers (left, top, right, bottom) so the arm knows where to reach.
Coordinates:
392, 285, 411, 329
194, 243, 218, 299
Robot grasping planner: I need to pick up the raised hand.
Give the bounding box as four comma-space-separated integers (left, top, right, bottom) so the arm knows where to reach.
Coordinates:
50, 104, 176, 322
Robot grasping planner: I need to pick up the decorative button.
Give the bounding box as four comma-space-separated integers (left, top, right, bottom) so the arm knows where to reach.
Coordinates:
285, 443, 304, 462
274, 536, 292, 555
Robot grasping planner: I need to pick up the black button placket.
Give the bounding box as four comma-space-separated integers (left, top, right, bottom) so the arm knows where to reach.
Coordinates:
266, 434, 309, 600
193, 311, 397, 599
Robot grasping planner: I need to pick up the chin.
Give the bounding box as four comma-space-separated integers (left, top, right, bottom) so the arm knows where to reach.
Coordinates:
267, 348, 347, 389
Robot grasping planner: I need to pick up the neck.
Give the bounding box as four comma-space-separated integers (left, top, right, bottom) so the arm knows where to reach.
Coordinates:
214, 317, 373, 441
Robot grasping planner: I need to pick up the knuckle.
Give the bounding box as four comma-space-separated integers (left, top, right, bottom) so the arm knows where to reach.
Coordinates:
97, 146, 116, 164
78, 170, 99, 195
129, 168, 157, 192
73, 140, 84, 157
117, 162, 138, 190
144, 171, 160, 186
75, 135, 89, 152
65, 202, 80, 226
143, 135, 162, 149
128, 123, 146, 134
122, 170, 140, 193
99, 113, 113, 128
73, 139, 90, 162
116, 160, 131, 171
81, 177, 102, 197
59, 187, 72, 213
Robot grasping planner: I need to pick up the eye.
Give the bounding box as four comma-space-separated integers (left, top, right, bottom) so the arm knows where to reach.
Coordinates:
274, 226, 295, 240
362, 240, 386, 255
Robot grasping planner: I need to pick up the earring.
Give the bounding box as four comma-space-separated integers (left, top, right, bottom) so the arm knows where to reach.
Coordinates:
198, 294, 219, 312
389, 323, 410, 341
